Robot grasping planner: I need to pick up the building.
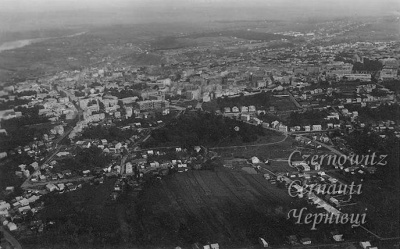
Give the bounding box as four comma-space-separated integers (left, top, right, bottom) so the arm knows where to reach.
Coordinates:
342, 74, 371, 82
240, 106, 249, 113
136, 100, 169, 111
312, 125, 322, 131
278, 124, 288, 133
125, 162, 133, 174
241, 114, 250, 122
0, 109, 16, 120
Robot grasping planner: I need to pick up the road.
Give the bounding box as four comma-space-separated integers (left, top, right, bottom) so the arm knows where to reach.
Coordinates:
21, 102, 82, 190
209, 134, 288, 150
0, 226, 22, 249
120, 155, 128, 175
21, 175, 94, 189
21, 145, 64, 189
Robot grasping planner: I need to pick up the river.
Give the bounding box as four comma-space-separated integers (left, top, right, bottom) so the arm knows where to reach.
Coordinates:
0, 31, 86, 53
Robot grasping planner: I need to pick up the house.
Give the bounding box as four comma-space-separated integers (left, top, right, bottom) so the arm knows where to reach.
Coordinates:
259, 237, 269, 247
0, 152, 7, 159
31, 162, 39, 171
304, 126, 311, 132
210, 243, 219, 249
46, 183, 58, 192
241, 114, 250, 122
5, 186, 14, 192
18, 205, 31, 213
359, 241, 371, 249
232, 106, 239, 113
271, 120, 280, 128
27, 195, 40, 203
57, 183, 65, 191
126, 162, 133, 174
150, 162, 160, 168
331, 231, 343, 242
326, 112, 339, 120
240, 106, 249, 113
7, 222, 17, 231
251, 157, 260, 164
19, 198, 29, 206
252, 117, 262, 125
194, 146, 201, 153
162, 108, 170, 115
62, 170, 72, 177
0, 203, 10, 211
300, 238, 311, 245
312, 125, 322, 131
82, 170, 91, 176
262, 123, 270, 128
278, 124, 288, 133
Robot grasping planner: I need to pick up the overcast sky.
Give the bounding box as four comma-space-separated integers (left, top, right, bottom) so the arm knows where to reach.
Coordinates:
1, 0, 398, 13
0, 0, 399, 32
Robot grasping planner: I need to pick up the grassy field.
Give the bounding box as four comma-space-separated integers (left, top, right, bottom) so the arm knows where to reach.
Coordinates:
135, 167, 362, 248
211, 135, 295, 160
136, 168, 297, 247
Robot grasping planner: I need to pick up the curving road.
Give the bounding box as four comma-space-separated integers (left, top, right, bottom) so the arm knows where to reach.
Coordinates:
0, 226, 22, 249
209, 134, 288, 150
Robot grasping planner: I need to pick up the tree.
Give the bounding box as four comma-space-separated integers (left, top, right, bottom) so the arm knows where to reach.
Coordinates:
98, 101, 105, 111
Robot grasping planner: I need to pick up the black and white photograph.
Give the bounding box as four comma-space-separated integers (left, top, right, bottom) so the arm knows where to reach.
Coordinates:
0, 0, 399, 248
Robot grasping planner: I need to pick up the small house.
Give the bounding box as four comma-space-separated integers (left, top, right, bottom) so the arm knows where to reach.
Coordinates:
331, 231, 343, 242
360, 241, 371, 249
300, 238, 311, 245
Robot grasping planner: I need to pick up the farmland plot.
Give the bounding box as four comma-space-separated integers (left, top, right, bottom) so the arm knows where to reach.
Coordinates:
136, 168, 304, 247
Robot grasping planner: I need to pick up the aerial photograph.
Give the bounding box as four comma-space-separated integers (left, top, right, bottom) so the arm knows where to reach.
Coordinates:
0, 0, 399, 248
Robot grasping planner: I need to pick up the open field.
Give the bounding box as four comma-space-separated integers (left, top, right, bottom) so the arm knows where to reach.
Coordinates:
136, 168, 363, 248
270, 95, 299, 112
137, 168, 296, 247
211, 135, 296, 160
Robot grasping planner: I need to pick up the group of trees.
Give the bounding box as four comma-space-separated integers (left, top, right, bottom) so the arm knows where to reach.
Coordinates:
0, 108, 50, 151
14, 105, 44, 116
344, 128, 399, 187
79, 125, 139, 142
217, 91, 272, 110
144, 111, 266, 148
287, 110, 333, 127
0, 98, 30, 111
343, 128, 400, 237
2, 110, 49, 128
105, 86, 145, 99
15, 90, 37, 97
58, 146, 113, 172
352, 58, 383, 72
346, 103, 400, 122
